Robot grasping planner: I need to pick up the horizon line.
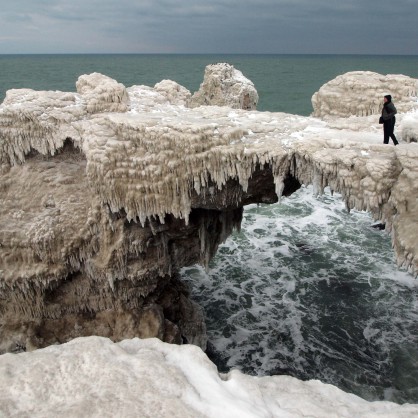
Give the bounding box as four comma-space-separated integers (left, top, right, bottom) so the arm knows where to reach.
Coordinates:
1, 52, 418, 57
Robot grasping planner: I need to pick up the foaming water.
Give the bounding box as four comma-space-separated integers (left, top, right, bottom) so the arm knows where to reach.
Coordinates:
181, 186, 418, 404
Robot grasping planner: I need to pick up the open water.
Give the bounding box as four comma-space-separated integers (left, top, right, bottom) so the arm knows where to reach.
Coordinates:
1, 54, 417, 404
1, 54, 418, 115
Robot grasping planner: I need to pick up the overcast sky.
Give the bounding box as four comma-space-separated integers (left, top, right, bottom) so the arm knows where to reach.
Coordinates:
1, 0, 417, 55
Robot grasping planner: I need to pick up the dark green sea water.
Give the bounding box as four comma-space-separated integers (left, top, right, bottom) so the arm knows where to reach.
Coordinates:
1, 54, 418, 115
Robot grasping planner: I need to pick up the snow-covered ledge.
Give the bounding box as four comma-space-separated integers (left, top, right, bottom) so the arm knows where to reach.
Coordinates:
1, 336, 417, 417
0, 67, 417, 356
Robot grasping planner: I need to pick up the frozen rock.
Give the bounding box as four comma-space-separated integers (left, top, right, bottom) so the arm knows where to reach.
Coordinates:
154, 79, 192, 105
0, 336, 417, 418
312, 71, 418, 118
0, 89, 83, 165
0, 68, 418, 356
126, 80, 191, 110
189, 63, 259, 110
400, 111, 418, 143
76, 72, 130, 113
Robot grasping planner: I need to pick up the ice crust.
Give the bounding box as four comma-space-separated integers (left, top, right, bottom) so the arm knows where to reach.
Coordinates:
312, 71, 418, 118
1, 67, 417, 280
189, 63, 259, 109
0, 336, 417, 418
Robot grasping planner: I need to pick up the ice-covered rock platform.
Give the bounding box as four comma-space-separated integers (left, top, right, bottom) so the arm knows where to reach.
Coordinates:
1, 336, 417, 418
0, 65, 417, 356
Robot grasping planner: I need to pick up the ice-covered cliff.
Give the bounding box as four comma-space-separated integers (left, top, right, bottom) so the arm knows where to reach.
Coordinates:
1, 336, 417, 418
0, 66, 417, 356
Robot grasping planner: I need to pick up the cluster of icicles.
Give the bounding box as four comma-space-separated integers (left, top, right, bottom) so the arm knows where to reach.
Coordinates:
0, 71, 417, 276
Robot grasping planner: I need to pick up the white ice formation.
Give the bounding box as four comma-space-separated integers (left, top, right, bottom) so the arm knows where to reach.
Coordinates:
0, 65, 418, 353
312, 71, 418, 118
189, 63, 259, 109
1, 336, 417, 418
399, 112, 418, 143
76, 72, 130, 113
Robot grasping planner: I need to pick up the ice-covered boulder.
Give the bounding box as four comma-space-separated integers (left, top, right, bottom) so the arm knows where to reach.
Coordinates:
76, 72, 130, 113
0, 89, 83, 165
1, 336, 417, 418
189, 63, 259, 110
400, 111, 418, 143
154, 79, 192, 105
312, 71, 418, 118
126, 80, 191, 110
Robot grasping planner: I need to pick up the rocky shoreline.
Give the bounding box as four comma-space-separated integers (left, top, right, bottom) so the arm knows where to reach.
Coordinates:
1, 64, 417, 353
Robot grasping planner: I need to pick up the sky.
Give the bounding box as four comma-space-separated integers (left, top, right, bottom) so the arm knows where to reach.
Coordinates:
0, 0, 417, 55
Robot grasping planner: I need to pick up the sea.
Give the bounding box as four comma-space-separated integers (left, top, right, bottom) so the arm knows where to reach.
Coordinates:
1, 54, 417, 404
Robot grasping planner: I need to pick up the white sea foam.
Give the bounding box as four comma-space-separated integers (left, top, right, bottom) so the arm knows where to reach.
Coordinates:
182, 185, 418, 403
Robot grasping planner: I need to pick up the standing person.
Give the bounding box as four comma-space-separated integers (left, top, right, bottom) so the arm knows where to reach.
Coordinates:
381, 95, 399, 145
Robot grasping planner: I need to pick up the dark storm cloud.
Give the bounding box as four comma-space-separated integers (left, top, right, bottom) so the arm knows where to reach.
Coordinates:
0, 0, 417, 54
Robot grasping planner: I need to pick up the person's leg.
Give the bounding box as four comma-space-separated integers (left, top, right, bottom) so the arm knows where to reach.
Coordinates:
390, 133, 399, 145
383, 123, 390, 144
389, 119, 399, 145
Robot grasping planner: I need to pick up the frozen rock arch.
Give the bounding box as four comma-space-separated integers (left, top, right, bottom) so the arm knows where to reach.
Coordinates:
0, 67, 417, 354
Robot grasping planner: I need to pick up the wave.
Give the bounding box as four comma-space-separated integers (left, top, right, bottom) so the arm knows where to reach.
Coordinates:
182, 185, 418, 403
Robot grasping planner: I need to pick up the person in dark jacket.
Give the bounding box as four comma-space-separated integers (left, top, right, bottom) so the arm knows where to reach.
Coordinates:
381, 95, 399, 145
